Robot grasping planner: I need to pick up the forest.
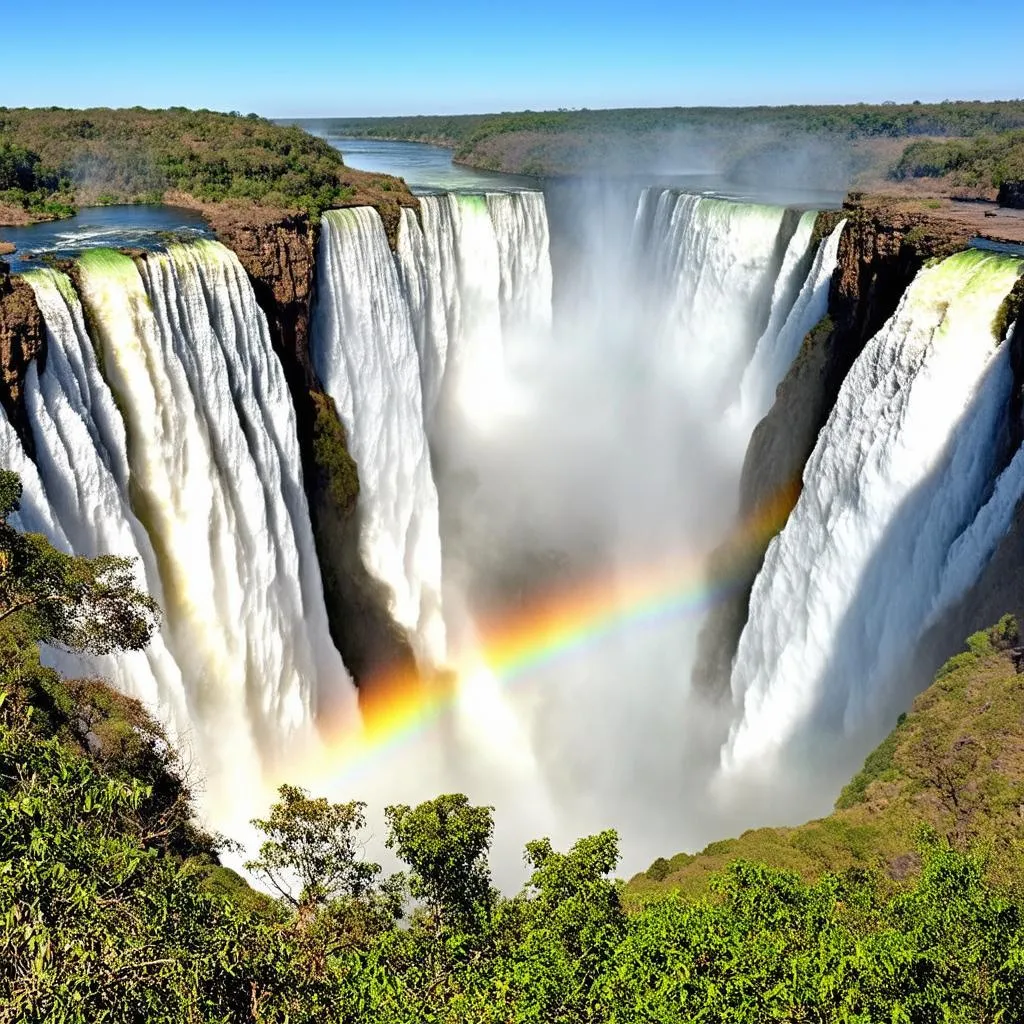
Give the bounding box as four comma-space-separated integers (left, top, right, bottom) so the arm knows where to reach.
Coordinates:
3, 465, 1024, 1023
0, 108, 408, 224
310, 101, 1024, 150
892, 130, 1024, 191
307, 101, 1024, 191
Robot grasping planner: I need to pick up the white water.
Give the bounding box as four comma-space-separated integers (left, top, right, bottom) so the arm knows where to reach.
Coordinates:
14, 186, 1024, 882
396, 193, 554, 431
314, 195, 555, 672
926, 324, 1024, 621
21, 268, 191, 736
314, 208, 447, 667
396, 195, 461, 422
632, 189, 805, 414
440, 195, 512, 427
17, 242, 357, 824
733, 217, 846, 432
355, 188, 843, 872
0, 400, 63, 541
486, 192, 553, 343
725, 249, 1024, 776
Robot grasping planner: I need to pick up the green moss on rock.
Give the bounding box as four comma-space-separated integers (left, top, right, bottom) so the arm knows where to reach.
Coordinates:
310, 389, 359, 515
835, 720, 905, 809
993, 274, 1024, 343
810, 210, 845, 248
795, 313, 834, 366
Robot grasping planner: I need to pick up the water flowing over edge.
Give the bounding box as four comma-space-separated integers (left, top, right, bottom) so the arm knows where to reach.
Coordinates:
12, 241, 358, 823
724, 249, 1024, 776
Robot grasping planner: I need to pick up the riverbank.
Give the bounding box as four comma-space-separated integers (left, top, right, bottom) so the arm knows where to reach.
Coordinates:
0, 107, 416, 234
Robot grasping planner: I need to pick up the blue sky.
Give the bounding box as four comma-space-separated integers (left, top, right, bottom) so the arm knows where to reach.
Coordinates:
2, 0, 1018, 117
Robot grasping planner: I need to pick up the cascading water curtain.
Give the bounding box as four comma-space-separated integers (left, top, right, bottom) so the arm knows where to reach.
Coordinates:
725, 249, 1024, 775
16, 241, 358, 824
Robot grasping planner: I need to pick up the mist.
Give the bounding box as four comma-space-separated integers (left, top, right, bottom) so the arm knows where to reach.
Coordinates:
265, 175, 859, 890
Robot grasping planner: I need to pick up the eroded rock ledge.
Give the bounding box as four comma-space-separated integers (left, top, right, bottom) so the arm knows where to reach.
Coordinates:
0, 260, 46, 454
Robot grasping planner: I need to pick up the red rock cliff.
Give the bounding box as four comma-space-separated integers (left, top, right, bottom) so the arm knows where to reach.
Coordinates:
0, 260, 45, 453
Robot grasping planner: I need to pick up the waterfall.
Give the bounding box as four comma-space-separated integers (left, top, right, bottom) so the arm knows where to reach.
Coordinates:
314, 194, 554, 667
441, 195, 506, 425
396, 192, 553, 431
733, 217, 846, 431
0, 395, 63, 542
486, 191, 553, 341
632, 189, 806, 410
396, 194, 462, 421
21, 267, 191, 736
17, 179, 1017, 868
724, 249, 1024, 775
16, 242, 357, 820
314, 207, 447, 667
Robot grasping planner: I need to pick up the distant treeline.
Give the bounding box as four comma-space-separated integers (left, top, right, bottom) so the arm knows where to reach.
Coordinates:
301, 100, 1024, 151
0, 107, 405, 223
893, 129, 1024, 189
299, 101, 1024, 187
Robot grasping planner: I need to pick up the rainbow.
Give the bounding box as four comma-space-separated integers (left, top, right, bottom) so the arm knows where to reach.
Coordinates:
314, 480, 801, 777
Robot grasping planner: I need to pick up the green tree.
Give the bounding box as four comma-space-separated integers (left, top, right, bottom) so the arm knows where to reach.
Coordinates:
493, 831, 626, 1023
247, 784, 382, 912
0, 471, 159, 666
385, 793, 495, 931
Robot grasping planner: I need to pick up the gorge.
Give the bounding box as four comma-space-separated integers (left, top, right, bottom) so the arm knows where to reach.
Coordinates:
1, 157, 1023, 877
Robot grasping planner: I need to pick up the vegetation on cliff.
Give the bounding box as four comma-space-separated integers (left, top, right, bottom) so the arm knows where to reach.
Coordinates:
5, 462, 1024, 1020
0, 107, 413, 225
635, 616, 1024, 899
310, 390, 360, 515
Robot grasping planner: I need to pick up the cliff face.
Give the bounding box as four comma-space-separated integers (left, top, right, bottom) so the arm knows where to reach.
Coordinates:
207, 208, 319, 387
998, 181, 1024, 209
692, 196, 975, 698
0, 260, 45, 453
206, 206, 418, 690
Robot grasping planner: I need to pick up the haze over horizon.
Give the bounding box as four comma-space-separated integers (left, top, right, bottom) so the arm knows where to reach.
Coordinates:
3, 0, 1020, 118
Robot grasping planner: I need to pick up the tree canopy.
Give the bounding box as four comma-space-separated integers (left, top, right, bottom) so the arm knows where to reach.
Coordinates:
3, 471, 1024, 1020
0, 107, 412, 223
0, 470, 159, 660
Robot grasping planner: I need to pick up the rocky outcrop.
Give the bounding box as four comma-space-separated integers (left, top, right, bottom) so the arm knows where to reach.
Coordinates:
206, 206, 418, 690
205, 207, 320, 389
998, 180, 1024, 209
0, 260, 45, 453
692, 196, 974, 698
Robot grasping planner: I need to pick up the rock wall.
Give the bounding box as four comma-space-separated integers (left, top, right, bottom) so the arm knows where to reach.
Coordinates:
0, 260, 45, 454
998, 180, 1024, 209
692, 196, 975, 699
205, 205, 418, 689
